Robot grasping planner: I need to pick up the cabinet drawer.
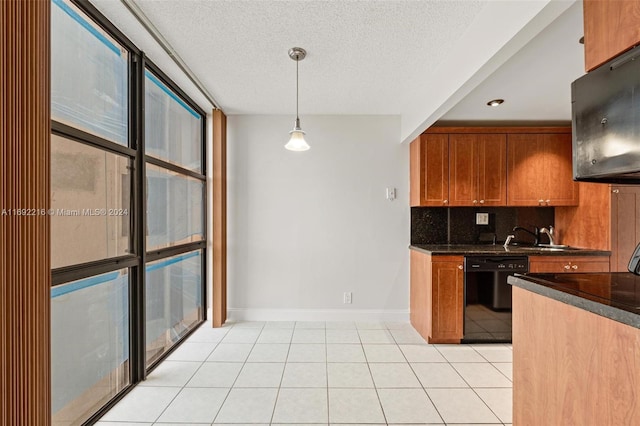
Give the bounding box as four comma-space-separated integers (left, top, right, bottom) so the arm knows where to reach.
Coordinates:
529, 256, 610, 273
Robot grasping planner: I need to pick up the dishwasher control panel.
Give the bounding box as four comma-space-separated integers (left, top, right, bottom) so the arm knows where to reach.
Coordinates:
464, 256, 529, 272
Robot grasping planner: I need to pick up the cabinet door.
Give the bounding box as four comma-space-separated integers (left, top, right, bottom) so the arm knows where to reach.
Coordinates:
423, 134, 450, 206
545, 134, 578, 206
507, 134, 546, 206
431, 258, 464, 343
584, 0, 640, 71
410, 135, 449, 207
611, 185, 640, 272
477, 134, 507, 206
449, 134, 478, 206
450, 134, 506, 207
424, 134, 450, 206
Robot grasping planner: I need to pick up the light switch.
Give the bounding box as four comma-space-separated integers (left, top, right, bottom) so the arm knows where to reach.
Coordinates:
476, 212, 489, 225
386, 187, 396, 201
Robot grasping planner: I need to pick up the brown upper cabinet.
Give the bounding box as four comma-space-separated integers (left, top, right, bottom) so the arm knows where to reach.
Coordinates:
449, 134, 506, 206
411, 127, 577, 208
410, 134, 449, 207
583, 0, 640, 71
507, 133, 578, 207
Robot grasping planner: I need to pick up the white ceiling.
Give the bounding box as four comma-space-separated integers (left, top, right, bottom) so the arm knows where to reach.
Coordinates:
440, 1, 585, 123
92, 0, 579, 142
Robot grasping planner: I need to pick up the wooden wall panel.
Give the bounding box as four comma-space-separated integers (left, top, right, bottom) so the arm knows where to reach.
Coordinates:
555, 182, 611, 250
0, 0, 51, 424
610, 185, 640, 272
410, 250, 430, 341
212, 109, 227, 327
409, 137, 422, 207
513, 287, 640, 425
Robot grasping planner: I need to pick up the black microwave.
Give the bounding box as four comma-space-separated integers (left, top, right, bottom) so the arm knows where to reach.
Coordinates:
571, 46, 640, 183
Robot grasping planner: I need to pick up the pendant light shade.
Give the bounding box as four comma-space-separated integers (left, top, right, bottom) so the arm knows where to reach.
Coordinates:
285, 47, 310, 151
285, 117, 309, 151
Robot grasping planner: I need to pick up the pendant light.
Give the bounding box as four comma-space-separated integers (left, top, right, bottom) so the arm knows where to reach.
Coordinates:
285, 47, 310, 151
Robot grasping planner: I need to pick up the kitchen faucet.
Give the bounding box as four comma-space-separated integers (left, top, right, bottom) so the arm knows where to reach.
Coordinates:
512, 226, 539, 246
539, 226, 556, 246
503, 234, 515, 248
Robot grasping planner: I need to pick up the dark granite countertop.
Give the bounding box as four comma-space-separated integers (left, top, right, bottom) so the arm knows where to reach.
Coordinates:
409, 244, 611, 256
508, 273, 640, 329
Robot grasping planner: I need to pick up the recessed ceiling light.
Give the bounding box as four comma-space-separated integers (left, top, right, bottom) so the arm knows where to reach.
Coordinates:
487, 99, 504, 107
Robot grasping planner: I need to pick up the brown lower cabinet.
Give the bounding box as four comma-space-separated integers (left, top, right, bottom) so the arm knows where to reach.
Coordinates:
528, 256, 610, 273
410, 251, 463, 343
513, 286, 640, 424
410, 251, 612, 345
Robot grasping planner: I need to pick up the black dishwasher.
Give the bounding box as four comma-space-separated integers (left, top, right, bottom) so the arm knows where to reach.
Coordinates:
463, 256, 529, 343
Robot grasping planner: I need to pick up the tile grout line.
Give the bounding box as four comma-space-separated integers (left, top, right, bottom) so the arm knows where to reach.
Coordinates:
211, 322, 264, 425
170, 323, 227, 387
360, 325, 388, 425
325, 324, 329, 425
394, 328, 446, 425
441, 344, 507, 424
145, 323, 229, 424
267, 322, 295, 425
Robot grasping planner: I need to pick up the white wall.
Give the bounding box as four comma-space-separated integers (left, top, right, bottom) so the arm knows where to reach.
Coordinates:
227, 115, 409, 321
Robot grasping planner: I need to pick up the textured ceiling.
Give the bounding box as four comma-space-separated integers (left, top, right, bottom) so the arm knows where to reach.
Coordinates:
132, 0, 486, 115
91, 0, 575, 142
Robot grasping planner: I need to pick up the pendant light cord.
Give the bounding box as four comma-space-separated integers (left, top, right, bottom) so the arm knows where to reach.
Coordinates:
296, 58, 299, 120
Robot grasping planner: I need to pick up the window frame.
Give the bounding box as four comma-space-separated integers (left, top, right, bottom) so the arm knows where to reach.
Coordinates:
142, 61, 207, 370
50, 0, 208, 423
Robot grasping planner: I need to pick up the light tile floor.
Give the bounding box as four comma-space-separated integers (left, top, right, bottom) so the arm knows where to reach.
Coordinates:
99, 321, 513, 425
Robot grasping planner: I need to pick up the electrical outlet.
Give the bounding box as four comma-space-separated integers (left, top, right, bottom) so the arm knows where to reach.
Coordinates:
476, 212, 489, 225
343, 292, 352, 304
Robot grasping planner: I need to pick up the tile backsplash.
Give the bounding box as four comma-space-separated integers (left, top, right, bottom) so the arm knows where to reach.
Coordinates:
411, 207, 555, 245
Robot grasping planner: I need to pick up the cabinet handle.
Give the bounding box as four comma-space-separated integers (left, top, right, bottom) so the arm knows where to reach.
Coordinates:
545, 199, 550, 205
571, 264, 578, 270
473, 200, 478, 204
443, 199, 448, 204
564, 264, 571, 270
613, 189, 620, 194
479, 199, 485, 204
538, 199, 544, 205
458, 265, 463, 270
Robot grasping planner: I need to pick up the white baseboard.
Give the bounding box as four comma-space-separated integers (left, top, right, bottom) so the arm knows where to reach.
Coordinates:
226, 308, 409, 322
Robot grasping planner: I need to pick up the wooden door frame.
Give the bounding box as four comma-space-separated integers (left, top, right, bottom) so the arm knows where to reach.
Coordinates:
212, 109, 227, 327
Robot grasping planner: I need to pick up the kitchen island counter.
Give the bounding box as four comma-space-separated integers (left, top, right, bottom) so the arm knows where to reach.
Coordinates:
508, 272, 640, 425
508, 272, 640, 328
